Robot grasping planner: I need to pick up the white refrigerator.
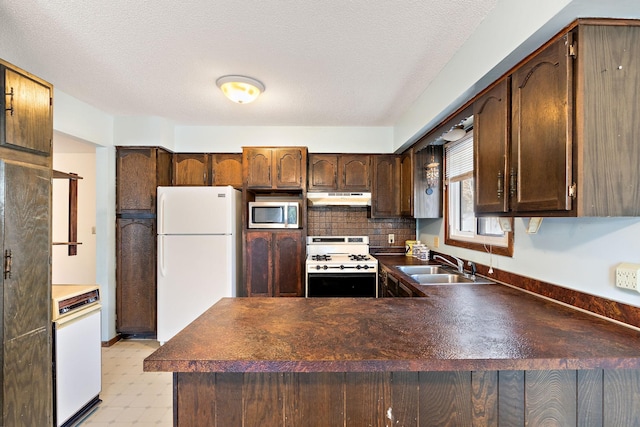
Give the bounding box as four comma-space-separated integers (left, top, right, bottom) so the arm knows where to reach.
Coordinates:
157, 186, 242, 344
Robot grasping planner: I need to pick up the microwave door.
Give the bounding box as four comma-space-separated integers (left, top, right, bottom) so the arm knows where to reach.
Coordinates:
254, 206, 284, 224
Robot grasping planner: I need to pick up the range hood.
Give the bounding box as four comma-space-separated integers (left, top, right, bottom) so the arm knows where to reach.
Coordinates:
307, 192, 371, 207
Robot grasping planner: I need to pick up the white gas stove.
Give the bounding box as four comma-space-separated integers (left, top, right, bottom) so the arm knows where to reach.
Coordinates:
305, 236, 378, 297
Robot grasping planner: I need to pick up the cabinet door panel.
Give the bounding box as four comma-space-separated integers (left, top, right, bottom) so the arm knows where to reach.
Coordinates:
4, 327, 51, 426
2, 67, 52, 156
511, 35, 573, 212
173, 153, 209, 186
275, 148, 304, 189
116, 148, 157, 213
308, 154, 338, 191
274, 232, 303, 297
246, 232, 273, 296
116, 218, 157, 335
244, 148, 272, 189
400, 152, 413, 216
212, 153, 242, 188
371, 155, 400, 218
340, 154, 371, 191
1, 160, 50, 339
474, 78, 510, 214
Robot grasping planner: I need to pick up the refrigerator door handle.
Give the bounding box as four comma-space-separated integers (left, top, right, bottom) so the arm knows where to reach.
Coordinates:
158, 192, 166, 235
158, 235, 166, 277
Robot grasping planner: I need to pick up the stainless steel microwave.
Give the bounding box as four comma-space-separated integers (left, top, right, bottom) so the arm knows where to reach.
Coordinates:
248, 201, 299, 229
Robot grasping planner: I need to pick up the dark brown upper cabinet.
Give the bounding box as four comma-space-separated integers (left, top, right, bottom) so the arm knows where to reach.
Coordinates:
399, 151, 413, 217
474, 21, 640, 217
173, 153, 243, 188
474, 78, 511, 214
572, 22, 640, 216
244, 147, 307, 190
1, 63, 53, 156
339, 154, 371, 191
371, 155, 400, 218
173, 153, 210, 186
511, 33, 573, 214
308, 154, 371, 192
212, 153, 243, 188
116, 147, 172, 214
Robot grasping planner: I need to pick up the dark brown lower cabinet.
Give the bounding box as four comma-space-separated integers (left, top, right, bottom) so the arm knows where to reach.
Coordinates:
116, 217, 157, 336
173, 368, 640, 426
245, 231, 304, 297
0, 159, 52, 426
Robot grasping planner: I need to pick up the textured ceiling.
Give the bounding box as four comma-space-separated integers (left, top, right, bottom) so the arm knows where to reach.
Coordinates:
0, 0, 498, 127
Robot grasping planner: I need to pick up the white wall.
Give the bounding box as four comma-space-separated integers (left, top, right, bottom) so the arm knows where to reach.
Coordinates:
175, 126, 393, 153
52, 137, 97, 285
417, 217, 640, 308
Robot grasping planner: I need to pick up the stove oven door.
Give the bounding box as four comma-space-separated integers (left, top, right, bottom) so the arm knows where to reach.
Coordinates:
306, 272, 378, 297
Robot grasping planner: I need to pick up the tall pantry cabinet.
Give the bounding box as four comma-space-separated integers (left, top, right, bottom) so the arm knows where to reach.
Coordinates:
0, 59, 53, 426
115, 147, 172, 336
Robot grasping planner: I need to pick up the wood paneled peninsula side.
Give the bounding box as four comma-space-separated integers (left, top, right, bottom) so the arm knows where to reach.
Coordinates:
144, 291, 640, 426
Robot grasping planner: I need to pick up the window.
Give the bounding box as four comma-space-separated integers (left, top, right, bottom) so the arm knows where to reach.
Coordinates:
444, 131, 513, 256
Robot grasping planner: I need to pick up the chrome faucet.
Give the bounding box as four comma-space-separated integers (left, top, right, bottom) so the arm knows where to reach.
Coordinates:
432, 254, 465, 274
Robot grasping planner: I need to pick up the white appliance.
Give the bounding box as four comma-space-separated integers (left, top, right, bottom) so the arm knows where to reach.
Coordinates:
52, 284, 102, 427
157, 186, 242, 344
305, 236, 378, 297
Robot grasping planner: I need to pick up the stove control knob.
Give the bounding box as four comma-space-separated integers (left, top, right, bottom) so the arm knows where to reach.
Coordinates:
340, 265, 345, 270
356, 265, 361, 270
315, 265, 322, 270
323, 265, 329, 270
363, 265, 369, 270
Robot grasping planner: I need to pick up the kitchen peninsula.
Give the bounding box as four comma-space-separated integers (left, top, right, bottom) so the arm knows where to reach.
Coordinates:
144, 287, 640, 426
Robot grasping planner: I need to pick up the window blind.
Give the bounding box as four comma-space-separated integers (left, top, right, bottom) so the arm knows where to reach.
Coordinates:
445, 133, 473, 179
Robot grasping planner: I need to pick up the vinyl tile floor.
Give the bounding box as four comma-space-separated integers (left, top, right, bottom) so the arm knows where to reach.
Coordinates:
79, 339, 173, 426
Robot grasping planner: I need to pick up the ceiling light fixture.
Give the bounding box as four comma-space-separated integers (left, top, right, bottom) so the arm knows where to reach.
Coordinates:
216, 75, 265, 104
442, 124, 466, 142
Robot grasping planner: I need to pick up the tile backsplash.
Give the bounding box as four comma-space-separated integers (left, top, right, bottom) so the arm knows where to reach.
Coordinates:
307, 206, 416, 249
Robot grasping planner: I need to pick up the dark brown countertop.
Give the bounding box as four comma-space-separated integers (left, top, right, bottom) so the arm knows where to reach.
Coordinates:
144, 284, 640, 373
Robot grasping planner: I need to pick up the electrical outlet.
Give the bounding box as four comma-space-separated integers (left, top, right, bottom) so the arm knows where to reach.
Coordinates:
616, 263, 640, 291
433, 237, 439, 248
388, 234, 395, 244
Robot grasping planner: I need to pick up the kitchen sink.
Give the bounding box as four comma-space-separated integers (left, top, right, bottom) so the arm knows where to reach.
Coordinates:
395, 265, 451, 275
394, 264, 495, 286
410, 273, 474, 284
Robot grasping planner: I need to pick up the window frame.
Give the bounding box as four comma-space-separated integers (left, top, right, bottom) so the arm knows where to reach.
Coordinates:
443, 133, 514, 257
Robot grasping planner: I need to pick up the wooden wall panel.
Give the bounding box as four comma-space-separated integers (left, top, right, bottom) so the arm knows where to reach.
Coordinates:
419, 371, 472, 427
498, 370, 525, 425
390, 372, 419, 425
604, 369, 640, 425
526, 370, 576, 426
578, 369, 603, 427
215, 373, 243, 426
175, 373, 216, 427
243, 373, 284, 427
345, 372, 389, 427
284, 372, 344, 427
472, 371, 498, 427
172, 369, 640, 426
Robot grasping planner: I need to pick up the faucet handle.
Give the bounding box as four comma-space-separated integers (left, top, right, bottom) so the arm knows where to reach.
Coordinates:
467, 261, 477, 276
